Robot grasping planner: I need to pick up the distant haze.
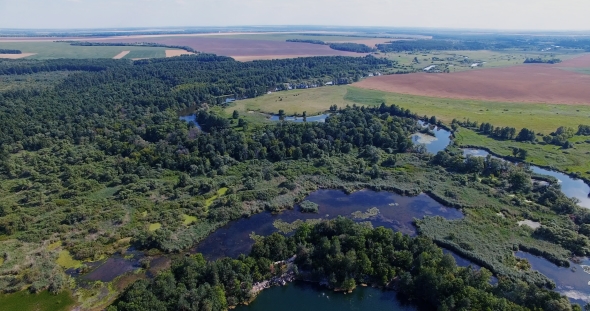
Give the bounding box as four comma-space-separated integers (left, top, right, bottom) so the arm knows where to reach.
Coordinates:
0, 0, 589, 31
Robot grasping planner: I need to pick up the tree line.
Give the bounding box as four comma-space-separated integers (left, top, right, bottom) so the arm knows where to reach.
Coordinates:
286, 39, 374, 53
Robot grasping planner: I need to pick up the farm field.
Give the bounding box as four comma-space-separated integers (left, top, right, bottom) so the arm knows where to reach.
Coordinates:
354, 56, 590, 105
230, 85, 590, 133
0, 41, 180, 59
92, 36, 366, 60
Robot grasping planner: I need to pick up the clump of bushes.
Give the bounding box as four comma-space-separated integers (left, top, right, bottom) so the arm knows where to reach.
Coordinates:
299, 200, 319, 213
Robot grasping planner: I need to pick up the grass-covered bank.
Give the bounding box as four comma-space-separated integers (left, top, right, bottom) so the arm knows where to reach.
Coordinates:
0, 290, 75, 311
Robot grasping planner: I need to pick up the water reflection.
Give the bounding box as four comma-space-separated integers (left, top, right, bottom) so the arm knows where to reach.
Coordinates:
235, 281, 415, 311
462, 148, 590, 208
269, 114, 330, 123
195, 189, 463, 260
178, 114, 202, 130
412, 121, 452, 154
516, 251, 590, 304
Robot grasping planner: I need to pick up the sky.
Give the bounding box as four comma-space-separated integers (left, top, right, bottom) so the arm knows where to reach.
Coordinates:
0, 0, 589, 30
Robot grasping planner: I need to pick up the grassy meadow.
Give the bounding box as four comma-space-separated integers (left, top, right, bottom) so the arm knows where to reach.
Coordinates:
0, 290, 75, 311
228, 85, 590, 134
379, 49, 584, 72
455, 128, 590, 179
0, 42, 177, 59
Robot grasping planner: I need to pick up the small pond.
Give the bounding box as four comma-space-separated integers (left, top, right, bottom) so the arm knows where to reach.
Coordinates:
194, 189, 463, 260
234, 281, 415, 311
178, 114, 202, 130
516, 251, 590, 304
269, 114, 330, 123
462, 148, 590, 208
67, 250, 143, 283
412, 121, 452, 154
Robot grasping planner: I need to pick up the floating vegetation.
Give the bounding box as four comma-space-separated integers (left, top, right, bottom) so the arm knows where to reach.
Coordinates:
182, 214, 197, 226
205, 187, 229, 207
148, 223, 162, 231
56, 250, 82, 269
351, 207, 380, 220
388, 202, 399, 207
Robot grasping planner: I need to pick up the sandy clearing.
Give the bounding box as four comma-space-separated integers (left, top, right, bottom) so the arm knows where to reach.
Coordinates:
112, 51, 130, 59
165, 49, 194, 57
0, 53, 36, 59
518, 220, 541, 229
354, 64, 590, 105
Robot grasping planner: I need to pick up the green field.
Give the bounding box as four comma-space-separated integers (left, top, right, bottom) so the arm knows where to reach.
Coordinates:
0, 290, 75, 311
455, 128, 590, 179
380, 49, 583, 72
0, 42, 174, 59
229, 85, 590, 133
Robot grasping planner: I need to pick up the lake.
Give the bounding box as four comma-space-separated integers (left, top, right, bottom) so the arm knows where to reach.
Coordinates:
462, 148, 590, 208
516, 251, 590, 304
234, 281, 415, 311
178, 114, 202, 130
194, 189, 463, 260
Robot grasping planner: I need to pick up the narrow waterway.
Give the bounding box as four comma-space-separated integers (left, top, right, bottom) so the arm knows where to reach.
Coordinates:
463, 148, 590, 208
515, 251, 590, 304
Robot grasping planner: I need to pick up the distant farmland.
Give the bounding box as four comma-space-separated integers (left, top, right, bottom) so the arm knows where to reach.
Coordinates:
92, 36, 366, 60
354, 54, 590, 105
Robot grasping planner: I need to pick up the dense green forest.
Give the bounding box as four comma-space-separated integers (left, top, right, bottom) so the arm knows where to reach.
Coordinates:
524, 57, 562, 64
328, 43, 374, 53
286, 39, 326, 45
0, 54, 588, 311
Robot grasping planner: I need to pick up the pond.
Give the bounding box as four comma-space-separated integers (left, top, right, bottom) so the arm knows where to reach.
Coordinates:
67, 250, 143, 283
462, 148, 590, 208
515, 251, 590, 305
412, 121, 452, 154
194, 189, 463, 260
178, 114, 202, 130
234, 281, 415, 311
269, 114, 330, 123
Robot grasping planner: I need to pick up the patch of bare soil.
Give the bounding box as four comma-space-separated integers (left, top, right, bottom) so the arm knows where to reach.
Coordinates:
0, 53, 36, 59
354, 65, 590, 105
165, 49, 194, 57
112, 51, 130, 59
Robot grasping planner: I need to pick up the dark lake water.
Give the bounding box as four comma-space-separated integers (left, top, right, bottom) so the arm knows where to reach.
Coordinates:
269, 114, 330, 122
462, 148, 590, 208
234, 281, 415, 311
515, 251, 590, 304
195, 189, 463, 260
412, 121, 452, 154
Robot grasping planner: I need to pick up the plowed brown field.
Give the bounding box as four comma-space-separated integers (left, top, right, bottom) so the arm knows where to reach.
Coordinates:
93, 37, 364, 60
354, 57, 590, 105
